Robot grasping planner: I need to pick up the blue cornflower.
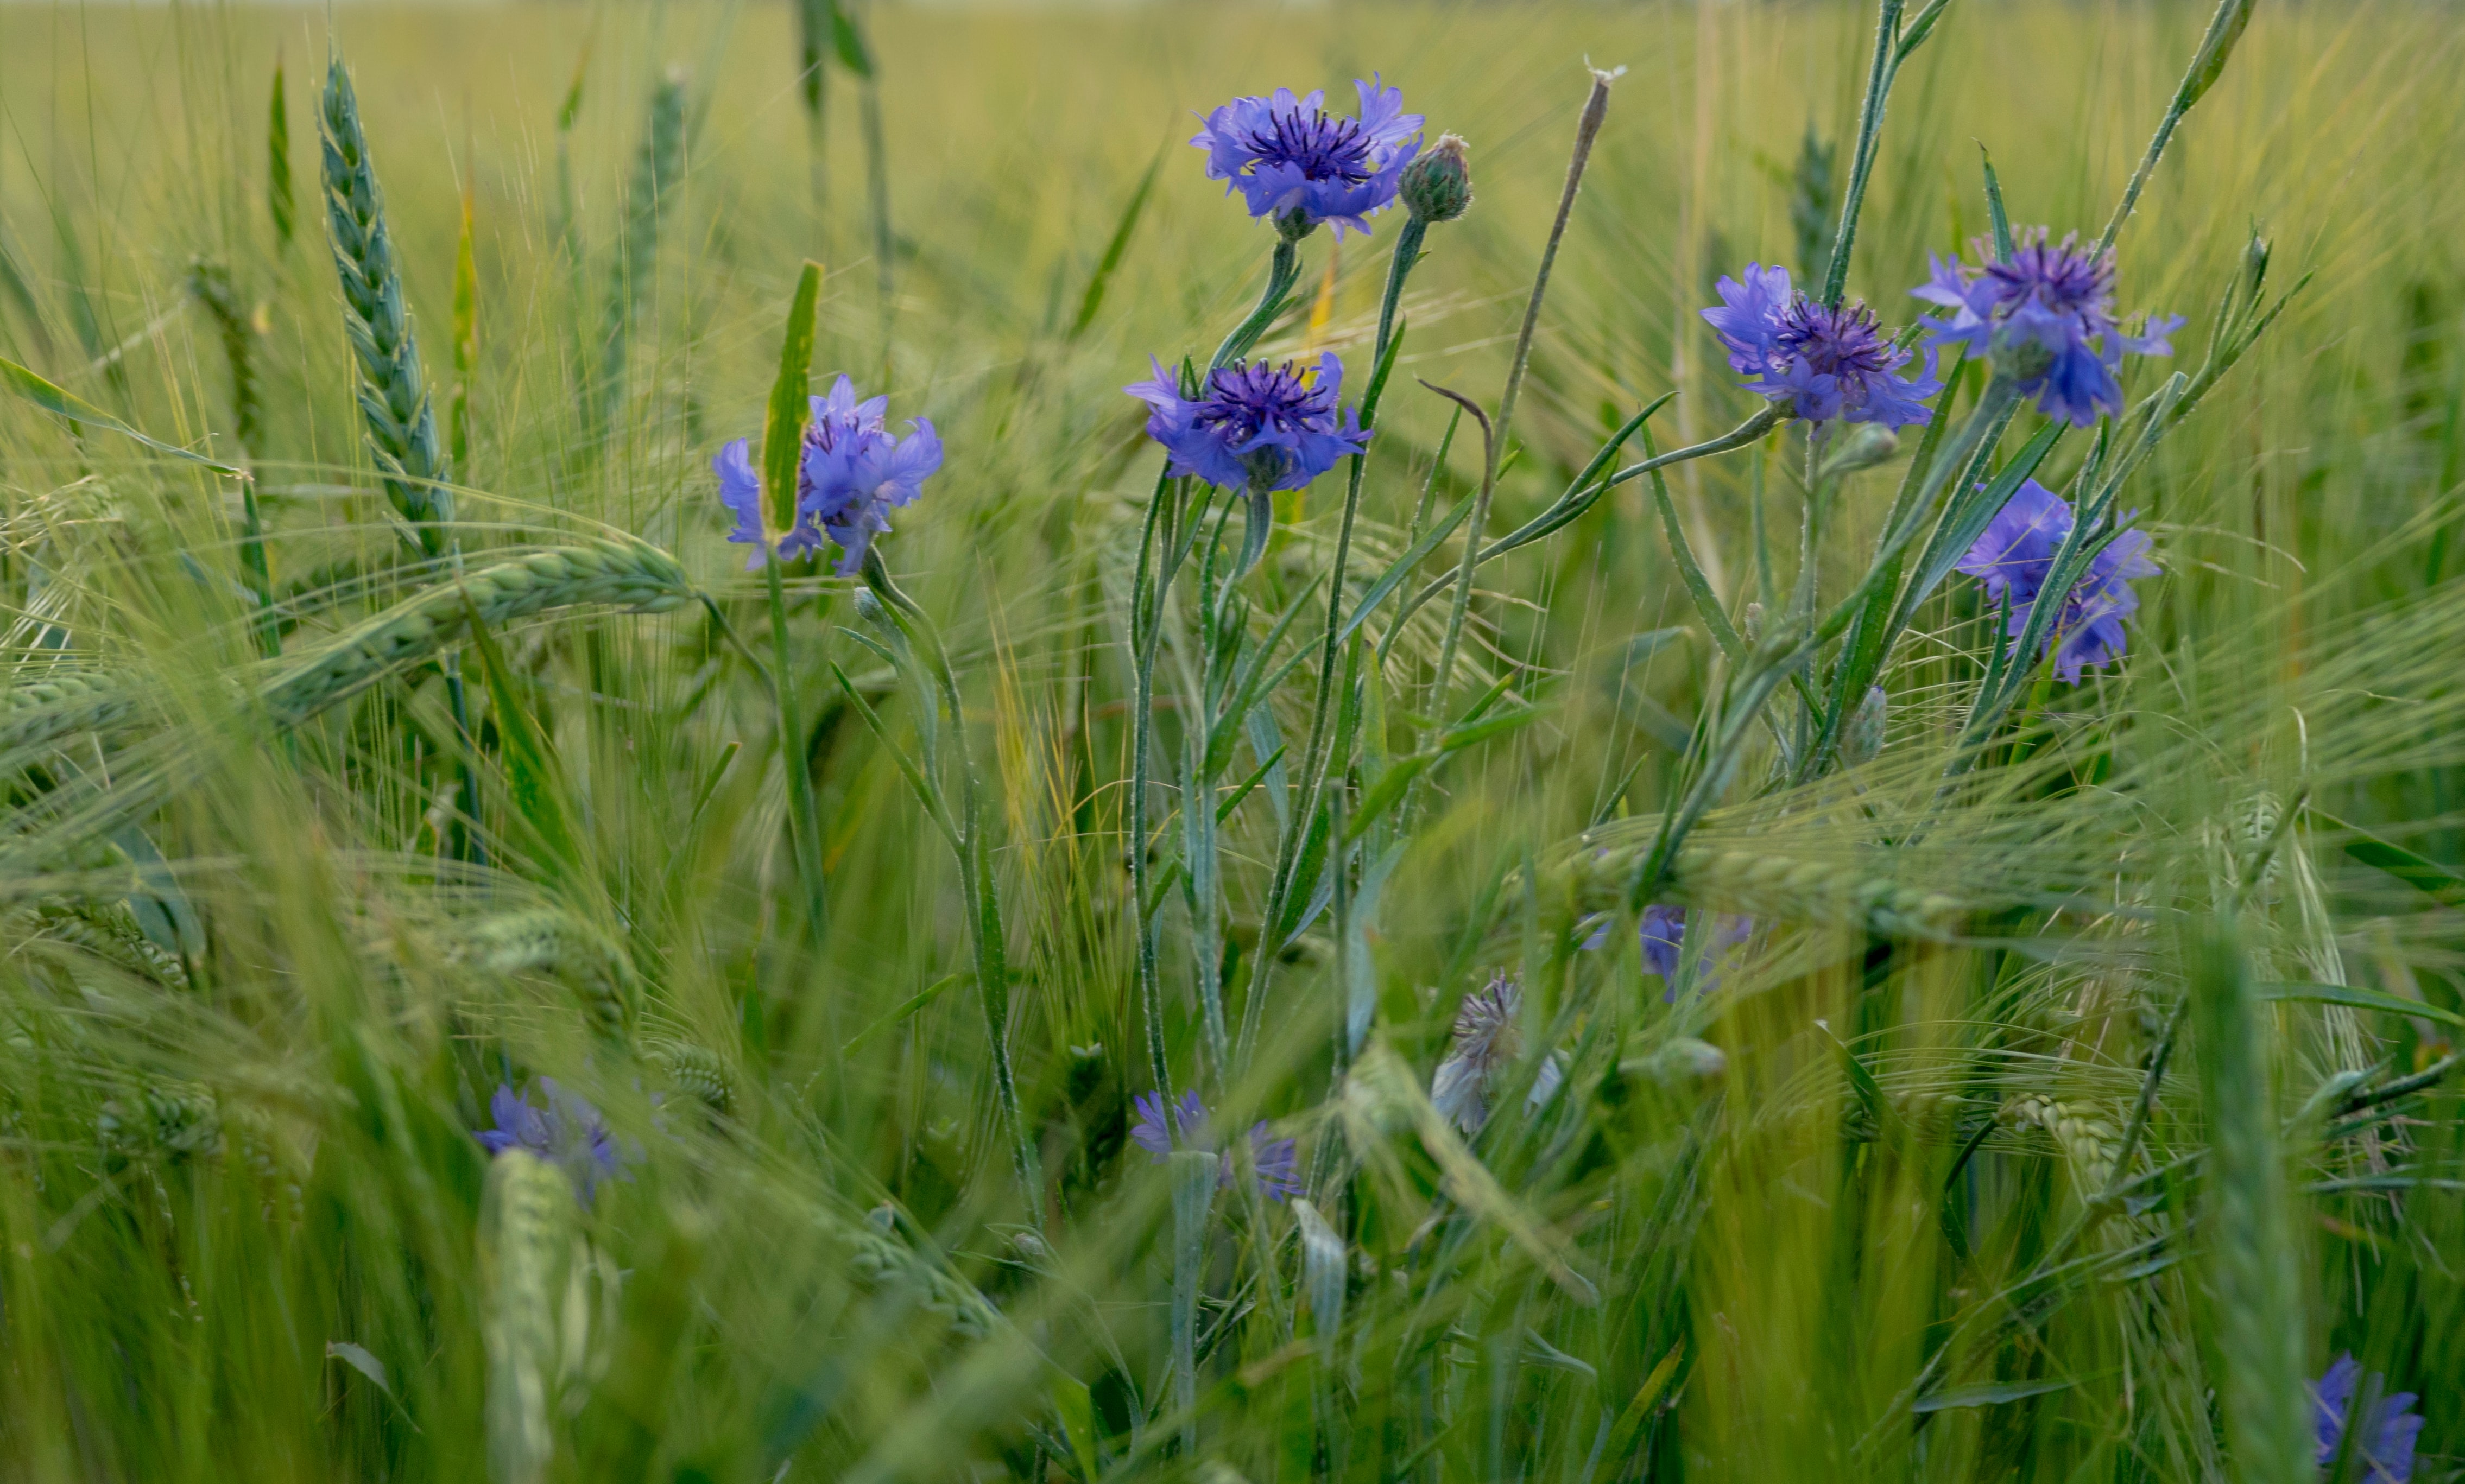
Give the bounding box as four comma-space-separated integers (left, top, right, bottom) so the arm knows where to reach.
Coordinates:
1192, 78, 1423, 239
2314, 1353, 2425, 1484
713, 375, 943, 574
1640, 906, 1753, 1002
1954, 478, 2158, 685
1129, 1089, 1303, 1202
477, 1078, 631, 1201
1124, 353, 1369, 493
1913, 230, 2183, 427
1702, 263, 1941, 428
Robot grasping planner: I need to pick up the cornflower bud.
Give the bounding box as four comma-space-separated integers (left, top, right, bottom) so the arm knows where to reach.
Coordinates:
1400, 133, 1473, 224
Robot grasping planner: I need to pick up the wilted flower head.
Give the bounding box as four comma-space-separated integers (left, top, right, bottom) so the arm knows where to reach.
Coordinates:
1913, 230, 2182, 427
1129, 1089, 1301, 1201
2313, 1353, 2424, 1484
1953, 478, 2158, 684
1702, 263, 1941, 428
1639, 906, 1754, 1002
1430, 973, 1565, 1134
1125, 353, 1368, 493
1192, 78, 1423, 239
477, 1078, 630, 1201
714, 375, 942, 575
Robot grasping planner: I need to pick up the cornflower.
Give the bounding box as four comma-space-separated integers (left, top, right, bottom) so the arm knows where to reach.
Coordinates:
1124, 353, 1368, 494
1702, 263, 1941, 428
2313, 1353, 2425, 1484
1640, 906, 1754, 1001
1954, 478, 2158, 684
477, 1078, 631, 1201
1913, 229, 2183, 427
713, 374, 942, 574
1129, 1089, 1302, 1202
1192, 78, 1423, 239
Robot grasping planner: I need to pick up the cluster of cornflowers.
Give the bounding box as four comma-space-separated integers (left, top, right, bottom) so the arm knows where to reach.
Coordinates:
1704, 227, 2174, 681
712, 374, 943, 574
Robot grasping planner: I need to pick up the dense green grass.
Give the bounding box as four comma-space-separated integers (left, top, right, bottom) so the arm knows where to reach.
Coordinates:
2, 1, 2464, 1479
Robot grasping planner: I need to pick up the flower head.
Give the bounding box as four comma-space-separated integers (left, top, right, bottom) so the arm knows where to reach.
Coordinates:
798, 375, 943, 575
1953, 478, 2158, 684
1192, 78, 1423, 239
1913, 230, 2182, 427
1430, 973, 1566, 1134
716, 376, 940, 574
1702, 263, 1941, 429
1129, 1089, 1302, 1202
1125, 353, 1368, 493
477, 1078, 630, 1201
2314, 1353, 2425, 1484
1399, 133, 1473, 224
1640, 906, 1754, 1002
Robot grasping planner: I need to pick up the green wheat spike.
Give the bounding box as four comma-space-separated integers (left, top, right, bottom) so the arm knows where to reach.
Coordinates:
592, 71, 686, 446
317, 56, 453, 561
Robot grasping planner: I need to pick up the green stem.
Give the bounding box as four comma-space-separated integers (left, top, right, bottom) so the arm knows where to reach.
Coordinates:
862, 553, 1042, 1213
1234, 216, 1426, 1074
1821, 0, 1908, 308
764, 550, 831, 942
1211, 238, 1303, 373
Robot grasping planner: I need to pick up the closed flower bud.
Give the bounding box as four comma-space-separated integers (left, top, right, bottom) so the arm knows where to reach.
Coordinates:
1400, 134, 1473, 224
1818, 423, 1900, 479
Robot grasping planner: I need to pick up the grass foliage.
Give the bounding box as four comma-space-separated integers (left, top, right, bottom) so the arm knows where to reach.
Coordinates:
2, 1, 2464, 1479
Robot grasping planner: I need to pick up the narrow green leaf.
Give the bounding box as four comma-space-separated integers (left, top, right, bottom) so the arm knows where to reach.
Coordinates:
763, 263, 825, 540
842, 972, 965, 1052
1603, 1343, 1684, 1465
831, 2, 875, 78
268, 55, 294, 250
1980, 144, 2014, 262
1344, 753, 1433, 845
1068, 146, 1161, 341
450, 174, 478, 473
1, 355, 246, 476
458, 593, 584, 884
1051, 1375, 1101, 1482
2176, 0, 2254, 113
2257, 982, 2465, 1032
2317, 812, 2465, 908
1912, 1377, 2076, 1413
1438, 705, 1542, 754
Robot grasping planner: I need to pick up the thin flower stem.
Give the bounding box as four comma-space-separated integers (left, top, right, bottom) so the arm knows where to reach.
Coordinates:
1235, 215, 1428, 1076
1126, 468, 1179, 1109
1211, 239, 1303, 373
1820, 0, 1907, 308
764, 549, 832, 942
862, 553, 1043, 1218
2096, 0, 2253, 257
1431, 68, 1617, 712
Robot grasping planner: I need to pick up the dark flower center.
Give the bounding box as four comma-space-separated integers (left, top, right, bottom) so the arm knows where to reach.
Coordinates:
1244, 107, 1376, 184
1772, 297, 1895, 379
1983, 237, 2114, 316
1193, 362, 1338, 441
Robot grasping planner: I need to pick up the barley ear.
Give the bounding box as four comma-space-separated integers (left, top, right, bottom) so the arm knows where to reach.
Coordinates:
482, 1149, 574, 1484
318, 57, 453, 559
2185, 926, 2310, 1484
